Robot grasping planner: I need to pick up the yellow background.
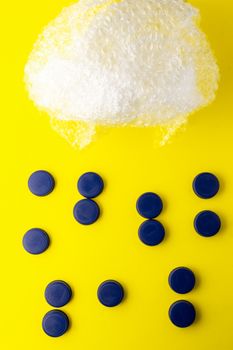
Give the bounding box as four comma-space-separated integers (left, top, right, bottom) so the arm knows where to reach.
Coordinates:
1, 0, 233, 349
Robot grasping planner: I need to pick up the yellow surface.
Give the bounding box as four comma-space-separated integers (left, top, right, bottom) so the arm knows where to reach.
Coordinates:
1, 0, 233, 349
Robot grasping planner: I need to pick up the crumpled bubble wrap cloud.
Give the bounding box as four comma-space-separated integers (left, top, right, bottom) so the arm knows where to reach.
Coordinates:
25, 0, 219, 147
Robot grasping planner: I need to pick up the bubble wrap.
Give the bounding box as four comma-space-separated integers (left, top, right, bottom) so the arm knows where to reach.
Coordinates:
25, 0, 219, 147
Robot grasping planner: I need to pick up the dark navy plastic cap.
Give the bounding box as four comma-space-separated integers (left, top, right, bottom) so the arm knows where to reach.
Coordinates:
78, 172, 104, 198
194, 210, 221, 237
28, 170, 55, 196
169, 300, 196, 328
23, 228, 50, 254
97, 280, 124, 307
193, 172, 219, 199
169, 267, 195, 294
45, 281, 72, 307
136, 192, 163, 219
42, 310, 69, 337
73, 199, 100, 225
138, 220, 165, 246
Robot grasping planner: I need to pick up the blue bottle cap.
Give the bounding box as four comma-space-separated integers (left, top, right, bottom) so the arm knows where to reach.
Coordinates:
194, 210, 221, 237
136, 192, 163, 219
138, 220, 165, 246
78, 172, 104, 198
73, 199, 100, 225
168, 267, 195, 294
45, 281, 72, 307
193, 172, 219, 199
169, 300, 196, 328
42, 310, 69, 337
97, 280, 124, 307
28, 170, 55, 196
23, 228, 50, 254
